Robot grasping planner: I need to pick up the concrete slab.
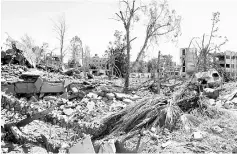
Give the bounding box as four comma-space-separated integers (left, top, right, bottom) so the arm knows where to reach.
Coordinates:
34, 77, 44, 91
69, 136, 95, 153
40, 82, 65, 93
1, 84, 16, 95
15, 82, 37, 94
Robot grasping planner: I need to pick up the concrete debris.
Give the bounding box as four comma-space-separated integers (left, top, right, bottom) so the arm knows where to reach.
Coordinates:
110, 101, 127, 112
43, 96, 57, 101
161, 140, 172, 148
63, 108, 74, 116
29, 96, 38, 102
233, 147, 237, 153
192, 131, 204, 141
211, 126, 223, 134
1, 62, 237, 153
106, 93, 115, 100
68, 135, 95, 153
98, 139, 116, 154
87, 92, 98, 99
1, 65, 28, 83
114, 93, 129, 100
203, 88, 219, 99
87, 101, 95, 112
123, 98, 134, 105
209, 99, 216, 106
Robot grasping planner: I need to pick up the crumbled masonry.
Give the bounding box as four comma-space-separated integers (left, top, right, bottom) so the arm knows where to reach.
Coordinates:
1, 61, 237, 153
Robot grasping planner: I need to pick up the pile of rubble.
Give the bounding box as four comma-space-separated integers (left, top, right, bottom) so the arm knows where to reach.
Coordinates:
2, 61, 237, 153
1, 65, 28, 83
1, 79, 142, 153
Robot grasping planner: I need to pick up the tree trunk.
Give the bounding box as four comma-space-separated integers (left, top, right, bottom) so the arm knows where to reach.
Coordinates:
203, 49, 207, 71
157, 51, 161, 94
109, 63, 112, 80
60, 38, 64, 66
124, 28, 130, 92
133, 36, 149, 68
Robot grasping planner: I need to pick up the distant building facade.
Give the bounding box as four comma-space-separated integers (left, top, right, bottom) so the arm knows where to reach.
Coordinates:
180, 48, 198, 77
130, 54, 180, 78
88, 54, 108, 70
214, 50, 237, 79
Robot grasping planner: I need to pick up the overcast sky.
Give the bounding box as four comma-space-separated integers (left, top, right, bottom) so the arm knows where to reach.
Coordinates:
1, 0, 237, 64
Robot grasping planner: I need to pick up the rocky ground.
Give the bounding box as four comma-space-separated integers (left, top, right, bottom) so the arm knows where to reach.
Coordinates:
1, 64, 237, 153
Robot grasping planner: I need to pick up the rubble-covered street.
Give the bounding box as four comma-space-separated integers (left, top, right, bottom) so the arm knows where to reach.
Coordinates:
1, 62, 237, 153
1, 0, 237, 153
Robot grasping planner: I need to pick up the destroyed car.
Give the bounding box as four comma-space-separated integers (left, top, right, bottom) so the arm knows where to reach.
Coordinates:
194, 69, 222, 88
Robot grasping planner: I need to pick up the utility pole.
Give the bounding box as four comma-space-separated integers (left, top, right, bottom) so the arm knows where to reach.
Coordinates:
157, 50, 161, 94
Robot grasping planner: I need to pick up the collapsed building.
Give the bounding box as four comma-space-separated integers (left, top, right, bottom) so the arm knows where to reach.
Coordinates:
214, 50, 237, 79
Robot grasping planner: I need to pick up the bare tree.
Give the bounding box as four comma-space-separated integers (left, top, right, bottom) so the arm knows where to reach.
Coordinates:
188, 12, 228, 72
21, 34, 35, 49
115, 0, 141, 92
52, 14, 68, 65
133, 0, 181, 68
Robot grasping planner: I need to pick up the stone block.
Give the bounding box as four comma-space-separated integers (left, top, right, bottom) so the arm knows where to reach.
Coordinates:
15, 82, 37, 94
2, 84, 16, 95
34, 77, 44, 92
41, 82, 65, 93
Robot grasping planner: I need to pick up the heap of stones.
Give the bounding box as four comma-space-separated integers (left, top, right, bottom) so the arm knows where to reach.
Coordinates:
1, 65, 28, 83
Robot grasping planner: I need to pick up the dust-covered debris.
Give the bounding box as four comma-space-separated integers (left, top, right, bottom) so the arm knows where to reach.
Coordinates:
1, 62, 237, 153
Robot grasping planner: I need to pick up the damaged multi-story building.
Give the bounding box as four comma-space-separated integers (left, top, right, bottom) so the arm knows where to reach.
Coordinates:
88, 54, 109, 75
214, 50, 237, 79
180, 48, 198, 77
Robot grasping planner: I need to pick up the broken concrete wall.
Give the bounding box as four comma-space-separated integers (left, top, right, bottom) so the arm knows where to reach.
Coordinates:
2, 78, 65, 95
